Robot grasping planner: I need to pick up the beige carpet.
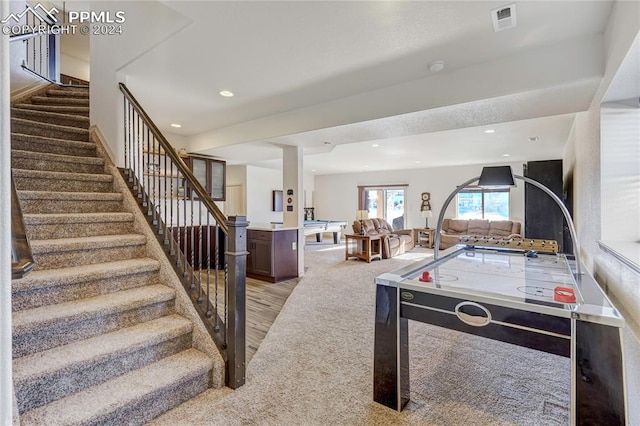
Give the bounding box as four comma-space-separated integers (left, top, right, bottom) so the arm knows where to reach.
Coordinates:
149, 244, 569, 425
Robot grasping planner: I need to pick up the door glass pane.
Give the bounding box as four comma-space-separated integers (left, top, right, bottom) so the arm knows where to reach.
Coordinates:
192, 159, 207, 192
365, 190, 382, 219
210, 161, 224, 199
457, 192, 483, 219
387, 189, 405, 229
484, 192, 509, 220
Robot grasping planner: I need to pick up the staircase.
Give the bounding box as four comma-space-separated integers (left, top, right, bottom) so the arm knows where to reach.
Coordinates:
10, 85, 221, 425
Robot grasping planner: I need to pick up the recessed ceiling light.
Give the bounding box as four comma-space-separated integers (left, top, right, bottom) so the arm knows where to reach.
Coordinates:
363, 165, 369, 168
372, 144, 379, 147
529, 136, 539, 142
502, 154, 510, 157
312, 169, 316, 172
484, 129, 496, 134
415, 161, 422, 164
323, 141, 332, 145
219, 90, 234, 97
170, 123, 182, 128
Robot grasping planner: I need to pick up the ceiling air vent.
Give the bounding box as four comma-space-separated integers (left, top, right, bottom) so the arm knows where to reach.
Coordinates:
491, 4, 517, 32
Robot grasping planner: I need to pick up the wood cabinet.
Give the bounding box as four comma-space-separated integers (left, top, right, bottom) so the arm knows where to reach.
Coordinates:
524, 160, 565, 252
186, 155, 226, 201
247, 229, 298, 283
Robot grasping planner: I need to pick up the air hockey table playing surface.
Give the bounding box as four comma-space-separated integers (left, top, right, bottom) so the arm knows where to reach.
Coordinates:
373, 245, 626, 425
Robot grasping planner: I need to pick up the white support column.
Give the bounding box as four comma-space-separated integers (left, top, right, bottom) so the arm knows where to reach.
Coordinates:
1, 1, 15, 423
282, 146, 304, 277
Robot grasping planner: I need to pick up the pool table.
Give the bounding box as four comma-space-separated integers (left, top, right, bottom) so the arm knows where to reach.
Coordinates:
271, 220, 348, 244
304, 220, 348, 244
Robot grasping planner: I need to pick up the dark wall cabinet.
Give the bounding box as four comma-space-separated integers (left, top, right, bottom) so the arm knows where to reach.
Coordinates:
186, 155, 226, 201
524, 160, 566, 252
247, 229, 298, 283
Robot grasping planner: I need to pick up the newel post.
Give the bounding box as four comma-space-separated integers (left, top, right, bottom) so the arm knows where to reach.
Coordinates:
225, 215, 248, 388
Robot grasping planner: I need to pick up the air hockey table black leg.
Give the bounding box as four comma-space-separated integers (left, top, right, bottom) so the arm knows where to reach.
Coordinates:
373, 284, 409, 411
574, 320, 626, 425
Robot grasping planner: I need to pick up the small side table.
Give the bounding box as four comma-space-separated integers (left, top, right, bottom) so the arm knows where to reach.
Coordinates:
345, 234, 382, 263
413, 228, 435, 248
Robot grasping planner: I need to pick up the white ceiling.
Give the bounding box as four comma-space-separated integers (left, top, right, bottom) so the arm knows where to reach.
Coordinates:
118, 0, 618, 175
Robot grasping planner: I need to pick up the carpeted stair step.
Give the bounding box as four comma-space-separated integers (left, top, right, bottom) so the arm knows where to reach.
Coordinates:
13, 103, 89, 116
19, 348, 211, 426
13, 168, 113, 193
18, 190, 124, 214
11, 108, 89, 129
30, 95, 90, 106
11, 117, 89, 142
11, 150, 104, 174
12, 258, 161, 311
24, 212, 135, 240
46, 88, 90, 98
29, 234, 147, 270
14, 315, 193, 412
12, 284, 176, 358
11, 133, 97, 157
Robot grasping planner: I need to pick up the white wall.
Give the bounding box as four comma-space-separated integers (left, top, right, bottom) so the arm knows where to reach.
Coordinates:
8, 0, 42, 94
303, 171, 314, 209
89, 1, 190, 165
1, 2, 14, 423
246, 165, 283, 225
563, 1, 640, 423
60, 53, 89, 82
314, 162, 526, 232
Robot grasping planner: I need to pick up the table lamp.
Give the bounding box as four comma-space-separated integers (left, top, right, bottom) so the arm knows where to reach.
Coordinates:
421, 210, 432, 228
356, 210, 368, 235
432, 165, 581, 274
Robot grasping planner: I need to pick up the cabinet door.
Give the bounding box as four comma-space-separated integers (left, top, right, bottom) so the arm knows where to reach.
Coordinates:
250, 239, 272, 276
186, 156, 226, 201
210, 160, 225, 200
190, 157, 208, 198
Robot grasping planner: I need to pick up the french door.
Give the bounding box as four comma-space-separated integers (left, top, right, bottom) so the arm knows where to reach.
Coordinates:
358, 185, 406, 230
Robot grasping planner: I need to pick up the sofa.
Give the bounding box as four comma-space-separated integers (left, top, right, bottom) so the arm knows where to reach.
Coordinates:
352, 218, 415, 259
438, 218, 522, 249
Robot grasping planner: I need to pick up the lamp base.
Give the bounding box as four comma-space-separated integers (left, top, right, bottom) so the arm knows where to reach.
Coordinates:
425, 219, 429, 229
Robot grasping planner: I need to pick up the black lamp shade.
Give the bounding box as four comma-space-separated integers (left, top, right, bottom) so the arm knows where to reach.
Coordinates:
478, 166, 517, 188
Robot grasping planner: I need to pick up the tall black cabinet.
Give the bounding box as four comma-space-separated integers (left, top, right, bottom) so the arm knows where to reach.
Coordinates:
524, 160, 565, 252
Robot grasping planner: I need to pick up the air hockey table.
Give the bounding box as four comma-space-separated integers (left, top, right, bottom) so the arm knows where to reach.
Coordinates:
373, 243, 627, 425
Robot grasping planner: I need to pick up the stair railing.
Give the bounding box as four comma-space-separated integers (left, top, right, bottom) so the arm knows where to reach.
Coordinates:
9, 7, 59, 83
118, 83, 247, 389
11, 176, 35, 280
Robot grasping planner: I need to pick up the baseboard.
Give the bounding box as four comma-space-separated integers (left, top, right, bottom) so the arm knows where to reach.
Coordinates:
90, 125, 117, 166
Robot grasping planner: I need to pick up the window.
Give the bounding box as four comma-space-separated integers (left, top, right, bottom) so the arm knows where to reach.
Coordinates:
457, 188, 509, 220
358, 185, 407, 229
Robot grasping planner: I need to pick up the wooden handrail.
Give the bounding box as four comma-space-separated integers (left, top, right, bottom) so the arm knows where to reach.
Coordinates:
118, 83, 228, 235
11, 176, 35, 280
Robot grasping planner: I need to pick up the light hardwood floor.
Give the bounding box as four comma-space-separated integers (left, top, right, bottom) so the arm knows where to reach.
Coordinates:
201, 271, 300, 363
